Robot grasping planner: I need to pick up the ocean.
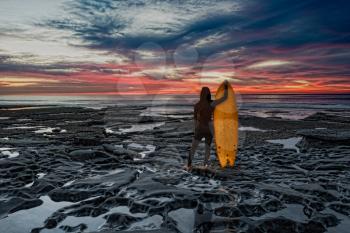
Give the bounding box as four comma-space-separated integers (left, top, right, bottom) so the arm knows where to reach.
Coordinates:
0, 94, 349, 120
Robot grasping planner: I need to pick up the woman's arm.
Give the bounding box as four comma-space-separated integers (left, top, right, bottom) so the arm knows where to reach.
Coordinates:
211, 80, 229, 108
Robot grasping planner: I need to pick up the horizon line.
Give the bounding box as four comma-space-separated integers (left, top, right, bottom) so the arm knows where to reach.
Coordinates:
1, 92, 350, 96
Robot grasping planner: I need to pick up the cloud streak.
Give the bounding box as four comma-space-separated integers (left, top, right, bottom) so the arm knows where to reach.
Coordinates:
0, 0, 349, 94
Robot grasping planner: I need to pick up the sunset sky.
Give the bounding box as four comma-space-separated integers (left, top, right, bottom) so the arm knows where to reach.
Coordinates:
0, 0, 349, 95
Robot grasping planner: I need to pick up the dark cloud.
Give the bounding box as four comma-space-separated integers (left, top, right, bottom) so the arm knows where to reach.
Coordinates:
43, 0, 350, 52
1, 0, 349, 93
0, 57, 76, 76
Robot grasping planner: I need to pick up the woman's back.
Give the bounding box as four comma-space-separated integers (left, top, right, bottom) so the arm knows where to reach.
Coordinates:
195, 101, 213, 126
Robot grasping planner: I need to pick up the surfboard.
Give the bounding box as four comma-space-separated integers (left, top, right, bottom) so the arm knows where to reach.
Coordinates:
213, 81, 238, 168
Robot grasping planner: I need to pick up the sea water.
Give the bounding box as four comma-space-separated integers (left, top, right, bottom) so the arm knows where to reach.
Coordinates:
1, 94, 349, 119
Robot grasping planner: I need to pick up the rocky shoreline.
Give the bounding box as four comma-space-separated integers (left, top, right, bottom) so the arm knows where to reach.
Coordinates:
0, 105, 349, 233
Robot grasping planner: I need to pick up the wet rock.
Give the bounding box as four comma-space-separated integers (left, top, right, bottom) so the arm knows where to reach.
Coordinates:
85, 119, 105, 126
329, 203, 350, 216
49, 169, 137, 202
73, 137, 101, 146
262, 198, 285, 212
214, 206, 242, 217
89, 229, 174, 233
68, 205, 109, 217
302, 220, 326, 233
239, 203, 266, 217
297, 129, 350, 147
103, 213, 141, 229
67, 149, 113, 163
0, 197, 43, 218
303, 112, 350, 124
251, 217, 301, 233
52, 127, 62, 133
59, 223, 87, 232
292, 184, 338, 202
45, 218, 59, 229
196, 217, 250, 233
129, 202, 151, 213
0, 105, 349, 233
48, 189, 94, 202
311, 213, 339, 227
138, 116, 155, 123
33, 180, 56, 194
199, 191, 233, 203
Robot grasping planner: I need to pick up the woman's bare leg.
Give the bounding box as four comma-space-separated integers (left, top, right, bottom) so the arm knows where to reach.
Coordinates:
205, 121, 214, 167
204, 143, 211, 166
188, 139, 200, 167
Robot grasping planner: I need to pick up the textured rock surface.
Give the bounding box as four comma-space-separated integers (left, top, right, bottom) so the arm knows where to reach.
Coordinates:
0, 106, 349, 233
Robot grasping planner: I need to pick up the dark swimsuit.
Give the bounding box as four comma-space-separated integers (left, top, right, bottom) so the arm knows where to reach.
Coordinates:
193, 101, 213, 145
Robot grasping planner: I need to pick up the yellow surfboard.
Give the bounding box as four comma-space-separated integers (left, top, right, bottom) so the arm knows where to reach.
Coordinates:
213, 81, 238, 168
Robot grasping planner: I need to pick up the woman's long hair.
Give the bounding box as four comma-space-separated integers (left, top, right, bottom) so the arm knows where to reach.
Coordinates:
199, 87, 211, 103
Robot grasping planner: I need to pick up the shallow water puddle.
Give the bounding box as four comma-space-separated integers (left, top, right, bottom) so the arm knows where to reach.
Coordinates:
104, 127, 115, 134
108, 206, 148, 218
25, 181, 35, 188
266, 137, 302, 153
128, 215, 163, 231
101, 182, 115, 187
62, 180, 75, 187
37, 173, 46, 179
168, 208, 195, 233
176, 176, 221, 192
140, 105, 192, 116
120, 122, 165, 133
0, 196, 73, 233
17, 118, 31, 122
140, 109, 190, 119
128, 142, 144, 150
137, 165, 158, 173
239, 126, 267, 132
4, 125, 39, 129
1, 106, 51, 111
0, 147, 19, 159
0, 150, 19, 158
241, 109, 316, 120
141, 196, 173, 204
128, 143, 156, 159
86, 168, 125, 180
0, 147, 13, 151
106, 168, 125, 175
34, 127, 57, 134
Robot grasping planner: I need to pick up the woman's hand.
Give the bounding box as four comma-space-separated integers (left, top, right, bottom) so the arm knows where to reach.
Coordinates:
224, 80, 229, 89
211, 80, 229, 108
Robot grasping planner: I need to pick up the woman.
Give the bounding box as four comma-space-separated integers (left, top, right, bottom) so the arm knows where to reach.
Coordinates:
187, 80, 229, 169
